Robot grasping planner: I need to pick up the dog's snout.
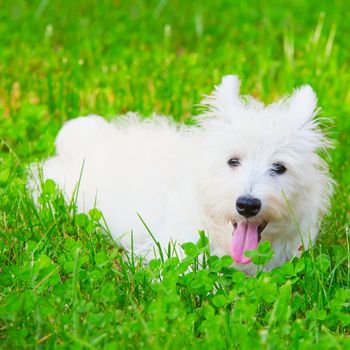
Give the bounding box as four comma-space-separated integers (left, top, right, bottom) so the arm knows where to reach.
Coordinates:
236, 196, 261, 218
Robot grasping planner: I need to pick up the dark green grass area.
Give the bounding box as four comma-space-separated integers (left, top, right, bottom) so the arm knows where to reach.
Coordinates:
1, 0, 350, 348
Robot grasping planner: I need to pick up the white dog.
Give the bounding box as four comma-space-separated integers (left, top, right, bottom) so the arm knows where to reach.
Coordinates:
29, 75, 333, 273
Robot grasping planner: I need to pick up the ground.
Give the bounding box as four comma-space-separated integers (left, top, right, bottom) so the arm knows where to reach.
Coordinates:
1, 0, 350, 349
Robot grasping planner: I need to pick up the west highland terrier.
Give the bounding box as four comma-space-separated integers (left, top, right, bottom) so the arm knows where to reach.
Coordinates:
29, 75, 333, 274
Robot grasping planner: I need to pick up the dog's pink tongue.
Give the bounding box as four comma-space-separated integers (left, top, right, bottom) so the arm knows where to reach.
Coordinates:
230, 222, 259, 264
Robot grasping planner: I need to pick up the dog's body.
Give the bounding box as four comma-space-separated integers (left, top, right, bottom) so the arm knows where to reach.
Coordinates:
30, 76, 333, 273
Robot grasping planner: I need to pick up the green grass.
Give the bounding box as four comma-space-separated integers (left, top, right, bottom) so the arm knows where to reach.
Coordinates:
1, 0, 350, 348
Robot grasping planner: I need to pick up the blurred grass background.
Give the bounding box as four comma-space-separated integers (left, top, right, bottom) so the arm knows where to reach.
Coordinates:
1, 1, 350, 348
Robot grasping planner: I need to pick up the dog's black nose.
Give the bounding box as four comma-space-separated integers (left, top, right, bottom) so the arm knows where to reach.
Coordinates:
236, 196, 261, 218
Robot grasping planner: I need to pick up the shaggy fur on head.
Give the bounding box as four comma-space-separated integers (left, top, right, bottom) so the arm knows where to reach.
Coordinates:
29, 75, 333, 274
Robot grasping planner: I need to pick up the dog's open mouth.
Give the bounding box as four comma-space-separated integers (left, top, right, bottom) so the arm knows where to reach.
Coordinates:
230, 220, 268, 265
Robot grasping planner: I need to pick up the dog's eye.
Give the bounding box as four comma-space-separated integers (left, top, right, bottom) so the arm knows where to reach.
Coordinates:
228, 157, 241, 167
270, 162, 287, 175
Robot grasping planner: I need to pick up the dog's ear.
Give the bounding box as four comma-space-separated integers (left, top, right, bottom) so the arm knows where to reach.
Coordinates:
200, 75, 244, 122
213, 75, 243, 112
287, 85, 318, 128
215, 75, 241, 104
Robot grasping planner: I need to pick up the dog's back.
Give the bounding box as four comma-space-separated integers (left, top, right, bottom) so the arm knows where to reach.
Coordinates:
29, 114, 201, 258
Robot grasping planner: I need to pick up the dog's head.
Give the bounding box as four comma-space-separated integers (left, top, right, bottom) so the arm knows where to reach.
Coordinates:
197, 75, 333, 266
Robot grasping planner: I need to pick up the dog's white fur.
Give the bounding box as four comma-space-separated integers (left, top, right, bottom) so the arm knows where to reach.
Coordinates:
29, 75, 333, 273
